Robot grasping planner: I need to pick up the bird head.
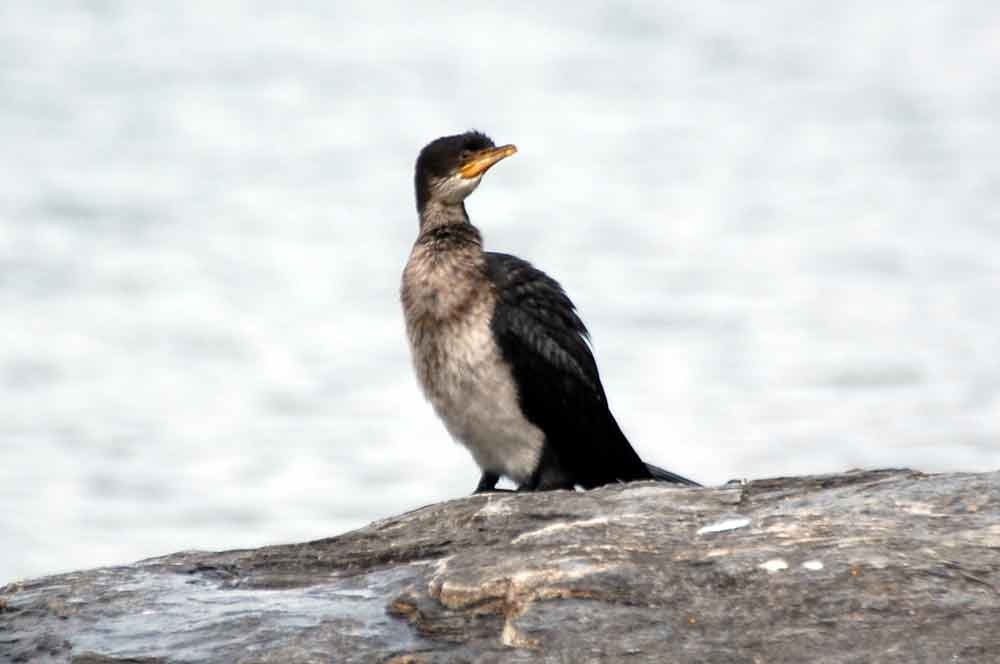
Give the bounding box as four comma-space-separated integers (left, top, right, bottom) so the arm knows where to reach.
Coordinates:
414, 131, 517, 212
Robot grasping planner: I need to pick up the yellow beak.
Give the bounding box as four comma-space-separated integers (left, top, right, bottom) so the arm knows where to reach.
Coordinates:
459, 144, 518, 179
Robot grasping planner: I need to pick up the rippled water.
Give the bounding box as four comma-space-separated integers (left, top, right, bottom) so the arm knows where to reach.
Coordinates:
3, 1, 999, 580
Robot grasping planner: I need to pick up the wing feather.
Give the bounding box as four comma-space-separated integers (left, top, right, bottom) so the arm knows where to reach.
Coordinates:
485, 252, 650, 487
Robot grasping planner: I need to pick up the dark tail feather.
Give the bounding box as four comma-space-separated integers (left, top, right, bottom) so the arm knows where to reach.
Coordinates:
645, 463, 701, 487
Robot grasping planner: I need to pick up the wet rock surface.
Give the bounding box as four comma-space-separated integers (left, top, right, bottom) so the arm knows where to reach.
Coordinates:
2, 469, 999, 663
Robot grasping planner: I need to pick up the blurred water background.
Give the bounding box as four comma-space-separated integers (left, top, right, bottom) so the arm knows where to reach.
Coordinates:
2, 1, 999, 581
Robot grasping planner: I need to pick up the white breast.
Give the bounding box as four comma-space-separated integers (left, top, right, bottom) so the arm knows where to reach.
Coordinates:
403, 286, 543, 484
426, 314, 543, 484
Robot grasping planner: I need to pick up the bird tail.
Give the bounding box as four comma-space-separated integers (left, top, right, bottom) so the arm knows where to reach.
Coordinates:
645, 463, 701, 487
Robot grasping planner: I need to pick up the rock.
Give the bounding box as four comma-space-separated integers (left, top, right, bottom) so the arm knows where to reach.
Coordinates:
2, 469, 999, 663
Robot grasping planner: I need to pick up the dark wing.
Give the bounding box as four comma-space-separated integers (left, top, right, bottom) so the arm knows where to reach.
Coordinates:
485, 252, 652, 489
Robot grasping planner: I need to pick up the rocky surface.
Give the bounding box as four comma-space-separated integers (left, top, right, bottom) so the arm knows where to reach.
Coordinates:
2, 468, 999, 663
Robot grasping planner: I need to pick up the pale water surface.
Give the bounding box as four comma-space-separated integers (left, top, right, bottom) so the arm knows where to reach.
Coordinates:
2, 1, 999, 580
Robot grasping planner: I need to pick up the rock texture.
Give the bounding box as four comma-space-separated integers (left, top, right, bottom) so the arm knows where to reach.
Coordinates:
2, 469, 999, 663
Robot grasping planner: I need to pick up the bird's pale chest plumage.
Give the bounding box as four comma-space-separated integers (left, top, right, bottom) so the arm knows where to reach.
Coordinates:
401, 242, 543, 483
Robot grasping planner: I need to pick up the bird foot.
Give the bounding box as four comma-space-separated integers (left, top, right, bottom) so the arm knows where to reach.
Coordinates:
473, 472, 501, 494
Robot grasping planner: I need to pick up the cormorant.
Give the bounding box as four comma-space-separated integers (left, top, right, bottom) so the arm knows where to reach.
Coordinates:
401, 130, 699, 492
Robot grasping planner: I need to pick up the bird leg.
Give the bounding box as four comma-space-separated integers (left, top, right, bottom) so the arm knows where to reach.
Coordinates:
473, 471, 503, 493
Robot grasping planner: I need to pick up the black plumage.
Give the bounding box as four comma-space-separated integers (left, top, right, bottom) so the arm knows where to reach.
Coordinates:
486, 252, 696, 490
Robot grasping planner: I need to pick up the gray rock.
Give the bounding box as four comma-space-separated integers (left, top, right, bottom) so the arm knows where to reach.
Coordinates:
2, 469, 999, 663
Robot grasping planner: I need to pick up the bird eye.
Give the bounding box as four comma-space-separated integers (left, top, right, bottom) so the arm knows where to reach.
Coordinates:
460, 149, 473, 161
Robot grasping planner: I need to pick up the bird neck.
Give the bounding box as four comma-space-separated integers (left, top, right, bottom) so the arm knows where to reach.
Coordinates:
418, 200, 471, 231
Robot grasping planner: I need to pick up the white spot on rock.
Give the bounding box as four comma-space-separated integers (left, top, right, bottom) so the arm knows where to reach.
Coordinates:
802, 560, 824, 571
475, 498, 513, 517
760, 558, 789, 573
697, 517, 751, 535
511, 517, 610, 543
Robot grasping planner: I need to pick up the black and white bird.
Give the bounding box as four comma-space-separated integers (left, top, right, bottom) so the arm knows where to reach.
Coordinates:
401, 130, 699, 493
